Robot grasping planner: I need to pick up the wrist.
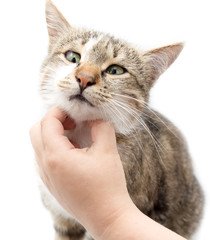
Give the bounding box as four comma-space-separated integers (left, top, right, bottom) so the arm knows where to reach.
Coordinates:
97, 199, 144, 240
78, 195, 134, 239
91, 199, 187, 240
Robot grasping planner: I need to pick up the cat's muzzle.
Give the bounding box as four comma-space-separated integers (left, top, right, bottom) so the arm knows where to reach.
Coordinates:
69, 94, 94, 107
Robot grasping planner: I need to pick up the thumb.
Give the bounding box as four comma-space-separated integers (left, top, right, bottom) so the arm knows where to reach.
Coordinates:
89, 120, 118, 154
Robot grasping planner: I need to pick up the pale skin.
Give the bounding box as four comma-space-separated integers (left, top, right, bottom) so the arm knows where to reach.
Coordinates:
30, 107, 187, 240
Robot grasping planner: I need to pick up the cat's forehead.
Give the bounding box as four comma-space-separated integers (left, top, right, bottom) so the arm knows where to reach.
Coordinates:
54, 28, 140, 66
81, 34, 115, 64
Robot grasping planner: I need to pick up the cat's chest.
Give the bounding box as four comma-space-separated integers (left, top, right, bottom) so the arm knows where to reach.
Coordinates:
65, 122, 92, 148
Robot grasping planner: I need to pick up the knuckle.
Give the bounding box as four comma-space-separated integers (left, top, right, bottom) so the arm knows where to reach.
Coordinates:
40, 117, 47, 128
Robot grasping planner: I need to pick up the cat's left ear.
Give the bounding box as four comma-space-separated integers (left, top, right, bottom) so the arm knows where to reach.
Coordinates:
45, 0, 71, 45
143, 43, 184, 86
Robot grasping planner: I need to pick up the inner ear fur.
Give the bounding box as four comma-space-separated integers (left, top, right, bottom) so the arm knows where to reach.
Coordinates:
45, 0, 71, 45
143, 43, 184, 85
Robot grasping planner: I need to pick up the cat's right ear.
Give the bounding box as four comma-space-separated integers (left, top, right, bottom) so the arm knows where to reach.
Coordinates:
45, 0, 71, 45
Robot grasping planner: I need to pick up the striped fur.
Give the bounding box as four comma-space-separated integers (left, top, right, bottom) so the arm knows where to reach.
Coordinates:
39, 1, 204, 239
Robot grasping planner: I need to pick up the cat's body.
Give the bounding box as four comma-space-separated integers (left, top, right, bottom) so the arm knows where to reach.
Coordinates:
39, 1, 204, 239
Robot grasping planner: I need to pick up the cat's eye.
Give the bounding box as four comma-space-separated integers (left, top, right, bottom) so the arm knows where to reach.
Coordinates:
65, 51, 81, 63
105, 65, 126, 75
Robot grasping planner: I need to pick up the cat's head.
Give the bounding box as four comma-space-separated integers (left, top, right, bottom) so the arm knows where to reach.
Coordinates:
40, 0, 183, 134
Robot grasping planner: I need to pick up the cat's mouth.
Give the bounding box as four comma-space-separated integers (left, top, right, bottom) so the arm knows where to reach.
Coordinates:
69, 94, 94, 107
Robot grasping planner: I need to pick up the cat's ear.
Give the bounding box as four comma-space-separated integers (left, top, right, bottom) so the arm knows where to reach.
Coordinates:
45, 0, 71, 44
143, 43, 184, 86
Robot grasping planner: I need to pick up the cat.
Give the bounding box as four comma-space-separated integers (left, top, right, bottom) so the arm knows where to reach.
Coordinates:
39, 1, 204, 239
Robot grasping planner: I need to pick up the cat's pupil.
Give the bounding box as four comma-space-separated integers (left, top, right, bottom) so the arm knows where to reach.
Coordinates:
112, 68, 117, 74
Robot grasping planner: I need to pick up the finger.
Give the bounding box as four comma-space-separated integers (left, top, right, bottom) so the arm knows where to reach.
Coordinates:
89, 120, 118, 153
30, 124, 50, 184
30, 122, 44, 159
41, 107, 75, 152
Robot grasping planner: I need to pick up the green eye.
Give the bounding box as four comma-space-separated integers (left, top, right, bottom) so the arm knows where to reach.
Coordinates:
105, 65, 126, 75
65, 51, 81, 63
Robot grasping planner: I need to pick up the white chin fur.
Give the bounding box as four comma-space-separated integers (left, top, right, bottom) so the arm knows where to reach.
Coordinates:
56, 99, 135, 135
43, 89, 136, 135
60, 99, 103, 122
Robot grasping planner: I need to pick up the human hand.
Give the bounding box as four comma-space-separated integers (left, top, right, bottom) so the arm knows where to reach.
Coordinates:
30, 107, 132, 238
30, 107, 187, 240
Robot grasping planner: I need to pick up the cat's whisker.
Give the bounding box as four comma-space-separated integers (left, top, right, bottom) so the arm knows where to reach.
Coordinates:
113, 98, 160, 131
109, 98, 167, 166
119, 99, 166, 150
97, 98, 113, 121
102, 98, 131, 130
42, 66, 57, 73
111, 92, 147, 105
143, 106, 180, 140
40, 73, 55, 78
104, 98, 147, 155
97, 100, 107, 120
106, 98, 155, 160
111, 92, 178, 139
117, 100, 169, 166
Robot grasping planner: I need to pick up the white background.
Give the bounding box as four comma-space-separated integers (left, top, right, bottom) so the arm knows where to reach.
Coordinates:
0, 0, 209, 239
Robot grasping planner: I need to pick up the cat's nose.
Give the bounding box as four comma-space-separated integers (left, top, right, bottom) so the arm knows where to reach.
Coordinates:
76, 72, 96, 92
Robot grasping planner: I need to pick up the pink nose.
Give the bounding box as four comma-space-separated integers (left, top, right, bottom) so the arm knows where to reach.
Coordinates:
76, 72, 96, 90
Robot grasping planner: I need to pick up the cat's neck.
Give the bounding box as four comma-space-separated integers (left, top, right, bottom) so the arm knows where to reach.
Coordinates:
65, 121, 92, 148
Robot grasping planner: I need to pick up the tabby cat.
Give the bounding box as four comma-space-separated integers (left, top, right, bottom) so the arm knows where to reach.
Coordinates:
39, 1, 204, 239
